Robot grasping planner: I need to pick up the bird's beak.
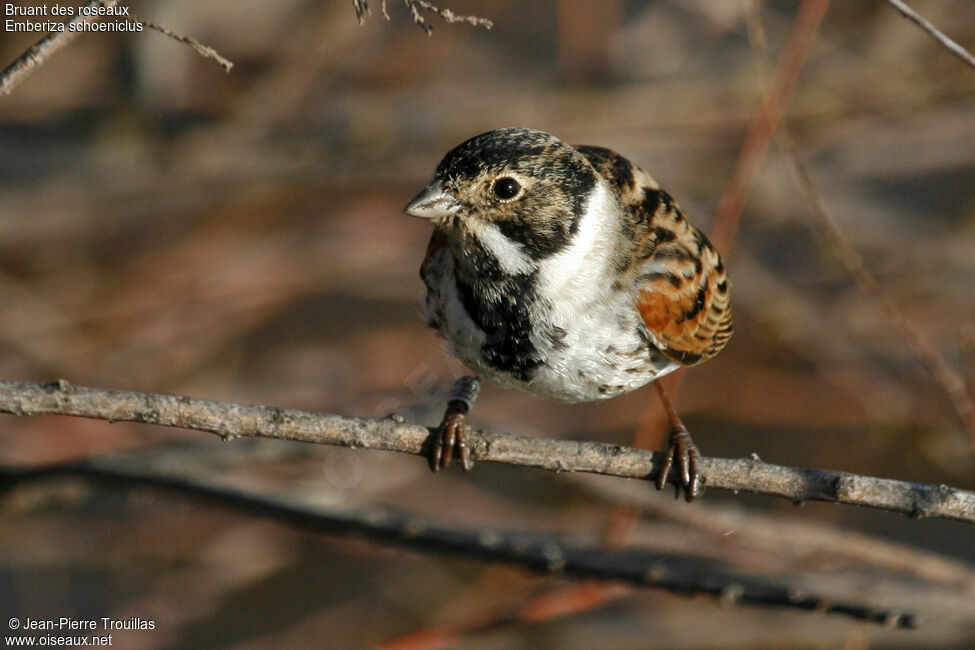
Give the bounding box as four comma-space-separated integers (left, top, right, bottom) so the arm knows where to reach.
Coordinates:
404, 180, 460, 220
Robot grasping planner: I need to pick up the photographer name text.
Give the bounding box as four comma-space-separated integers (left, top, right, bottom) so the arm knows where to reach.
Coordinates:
15, 617, 154, 631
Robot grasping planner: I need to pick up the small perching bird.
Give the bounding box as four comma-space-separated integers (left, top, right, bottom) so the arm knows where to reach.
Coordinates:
405, 128, 732, 500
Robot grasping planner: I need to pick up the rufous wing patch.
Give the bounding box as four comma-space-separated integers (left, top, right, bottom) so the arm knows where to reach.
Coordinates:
633, 190, 732, 366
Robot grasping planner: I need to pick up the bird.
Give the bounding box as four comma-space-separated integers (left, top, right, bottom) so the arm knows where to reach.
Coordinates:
404, 128, 731, 500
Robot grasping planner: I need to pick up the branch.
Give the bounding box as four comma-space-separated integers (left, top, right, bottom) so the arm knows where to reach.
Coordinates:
0, 455, 920, 628
0, 0, 119, 96
0, 1, 234, 97
1, 379, 973, 523
885, 0, 975, 71
128, 14, 234, 72
353, 0, 493, 33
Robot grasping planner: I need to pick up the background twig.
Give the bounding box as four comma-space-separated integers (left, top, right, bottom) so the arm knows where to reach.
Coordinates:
885, 0, 975, 70
777, 132, 975, 449
0, 0, 119, 96
0, 456, 919, 628
744, 2, 975, 451
708, 0, 829, 254
128, 14, 234, 72
352, 0, 493, 33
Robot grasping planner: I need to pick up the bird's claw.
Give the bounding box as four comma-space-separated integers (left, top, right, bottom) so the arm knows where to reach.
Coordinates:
431, 401, 473, 472
655, 424, 700, 502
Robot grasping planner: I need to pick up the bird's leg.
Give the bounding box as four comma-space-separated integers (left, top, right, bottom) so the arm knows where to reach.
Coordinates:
652, 381, 700, 502
431, 375, 480, 472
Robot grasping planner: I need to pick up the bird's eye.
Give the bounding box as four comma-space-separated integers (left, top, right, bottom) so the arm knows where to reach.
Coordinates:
492, 177, 521, 201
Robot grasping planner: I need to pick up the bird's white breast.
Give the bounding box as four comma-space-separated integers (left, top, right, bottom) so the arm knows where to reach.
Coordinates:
526, 180, 677, 401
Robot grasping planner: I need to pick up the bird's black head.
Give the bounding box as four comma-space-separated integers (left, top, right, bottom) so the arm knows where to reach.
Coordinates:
405, 128, 598, 259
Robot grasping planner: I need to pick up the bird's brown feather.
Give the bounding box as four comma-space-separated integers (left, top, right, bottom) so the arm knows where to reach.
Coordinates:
578, 146, 732, 366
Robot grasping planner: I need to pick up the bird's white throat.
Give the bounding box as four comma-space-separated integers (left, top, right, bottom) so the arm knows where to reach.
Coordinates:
536, 180, 618, 304
471, 221, 536, 276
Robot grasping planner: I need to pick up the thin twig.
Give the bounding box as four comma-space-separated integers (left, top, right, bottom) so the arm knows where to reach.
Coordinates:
353, 0, 371, 24
379, 581, 629, 649
744, 5, 975, 450
128, 14, 234, 72
405, 0, 494, 33
0, 457, 921, 628
1, 379, 973, 523
777, 132, 975, 448
570, 473, 975, 589
747, 3, 975, 445
709, 0, 829, 253
353, 0, 493, 33
884, 0, 975, 71
0, 0, 119, 96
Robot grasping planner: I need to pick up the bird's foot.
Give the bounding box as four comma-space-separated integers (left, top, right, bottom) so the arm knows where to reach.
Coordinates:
655, 423, 700, 502
431, 402, 472, 471
430, 376, 479, 472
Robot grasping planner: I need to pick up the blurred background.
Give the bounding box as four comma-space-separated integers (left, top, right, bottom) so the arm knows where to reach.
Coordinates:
1, 0, 974, 647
